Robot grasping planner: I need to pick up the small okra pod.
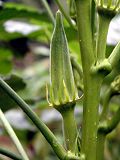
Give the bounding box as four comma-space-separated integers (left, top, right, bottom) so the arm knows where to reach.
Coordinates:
48, 10, 79, 108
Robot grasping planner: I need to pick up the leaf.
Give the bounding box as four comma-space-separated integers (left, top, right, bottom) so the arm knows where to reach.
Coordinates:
0, 2, 52, 42
0, 48, 13, 75
0, 2, 53, 42
3, 74, 26, 91
0, 60, 12, 75
18, 61, 49, 101
0, 74, 26, 112
0, 3, 50, 24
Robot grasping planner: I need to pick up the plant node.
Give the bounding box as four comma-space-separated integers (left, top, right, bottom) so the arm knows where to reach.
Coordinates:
91, 59, 112, 76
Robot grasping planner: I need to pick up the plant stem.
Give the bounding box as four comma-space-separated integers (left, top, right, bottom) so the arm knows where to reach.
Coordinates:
55, 0, 76, 29
108, 41, 120, 67
81, 78, 102, 160
91, 0, 96, 41
0, 109, 29, 160
60, 104, 78, 154
97, 22, 120, 160
0, 78, 67, 160
75, 0, 94, 73
99, 106, 120, 134
75, 0, 103, 159
98, 102, 120, 160
39, 0, 55, 24
100, 87, 112, 120
96, 15, 110, 60
0, 148, 22, 160
107, 107, 120, 132
71, 56, 83, 78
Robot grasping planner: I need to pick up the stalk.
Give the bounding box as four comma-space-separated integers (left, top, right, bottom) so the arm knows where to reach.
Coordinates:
0, 109, 29, 160
97, 106, 120, 160
96, 133, 106, 160
81, 78, 102, 160
60, 104, 78, 154
39, 0, 55, 24
108, 41, 120, 68
70, 56, 83, 78
0, 148, 22, 160
96, 15, 111, 60
55, 0, 76, 29
100, 87, 112, 120
97, 74, 120, 160
75, 0, 94, 71
96, 88, 112, 160
99, 106, 120, 134
75, 0, 101, 159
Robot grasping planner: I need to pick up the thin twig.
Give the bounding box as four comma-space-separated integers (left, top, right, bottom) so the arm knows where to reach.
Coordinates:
39, 0, 55, 24
0, 148, 22, 160
0, 109, 29, 160
55, 0, 76, 29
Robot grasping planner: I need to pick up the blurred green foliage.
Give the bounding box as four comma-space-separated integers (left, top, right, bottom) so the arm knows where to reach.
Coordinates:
0, 1, 120, 160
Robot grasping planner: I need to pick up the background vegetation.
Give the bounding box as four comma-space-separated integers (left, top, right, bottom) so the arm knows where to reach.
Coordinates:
0, 0, 120, 160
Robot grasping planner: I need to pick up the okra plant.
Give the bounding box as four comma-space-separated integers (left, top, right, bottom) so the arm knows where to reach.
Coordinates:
0, 0, 120, 160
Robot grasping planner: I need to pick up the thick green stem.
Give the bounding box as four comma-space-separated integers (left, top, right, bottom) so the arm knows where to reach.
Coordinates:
96, 15, 111, 60
0, 148, 22, 160
0, 78, 67, 160
75, 0, 94, 72
75, 0, 102, 160
60, 104, 78, 154
82, 78, 102, 160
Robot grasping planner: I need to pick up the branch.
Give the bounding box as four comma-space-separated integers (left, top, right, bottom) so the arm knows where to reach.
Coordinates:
108, 41, 120, 68
39, 0, 55, 24
71, 56, 83, 78
100, 87, 112, 120
0, 78, 67, 160
98, 106, 120, 134
55, 0, 76, 29
0, 109, 29, 160
0, 148, 22, 160
96, 14, 111, 60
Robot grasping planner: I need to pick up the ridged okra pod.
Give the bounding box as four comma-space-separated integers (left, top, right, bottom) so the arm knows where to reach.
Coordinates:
49, 10, 79, 108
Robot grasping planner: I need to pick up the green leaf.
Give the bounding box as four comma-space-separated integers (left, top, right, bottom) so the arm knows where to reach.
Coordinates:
0, 3, 50, 24
0, 74, 26, 112
0, 2, 53, 42
0, 48, 13, 75
0, 60, 12, 75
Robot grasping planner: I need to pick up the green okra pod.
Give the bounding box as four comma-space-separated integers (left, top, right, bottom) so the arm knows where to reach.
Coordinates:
48, 10, 79, 108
